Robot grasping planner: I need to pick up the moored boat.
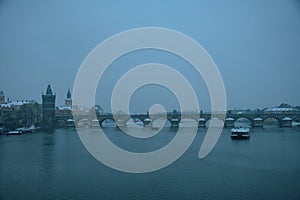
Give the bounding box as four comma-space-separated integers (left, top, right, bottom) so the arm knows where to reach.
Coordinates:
0, 127, 6, 135
231, 127, 250, 140
15, 125, 40, 133
6, 130, 23, 135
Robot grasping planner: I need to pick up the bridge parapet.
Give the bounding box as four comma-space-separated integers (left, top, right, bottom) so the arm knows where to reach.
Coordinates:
67, 111, 300, 128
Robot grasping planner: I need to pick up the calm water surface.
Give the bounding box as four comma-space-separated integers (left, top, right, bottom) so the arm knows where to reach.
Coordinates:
0, 127, 300, 200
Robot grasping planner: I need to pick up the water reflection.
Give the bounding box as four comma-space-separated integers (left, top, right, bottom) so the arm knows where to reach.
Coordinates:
0, 127, 300, 199
37, 133, 55, 197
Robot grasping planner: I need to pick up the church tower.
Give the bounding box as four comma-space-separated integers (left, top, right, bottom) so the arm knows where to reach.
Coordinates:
42, 84, 56, 129
0, 89, 5, 104
65, 89, 72, 108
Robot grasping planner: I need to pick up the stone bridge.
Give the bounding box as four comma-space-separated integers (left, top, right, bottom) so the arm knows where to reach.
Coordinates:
201, 112, 300, 127
56, 111, 300, 128
74, 112, 198, 128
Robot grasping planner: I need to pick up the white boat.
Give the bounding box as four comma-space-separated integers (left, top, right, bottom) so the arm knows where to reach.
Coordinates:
6, 130, 23, 135
0, 127, 5, 135
231, 127, 250, 140
16, 125, 35, 133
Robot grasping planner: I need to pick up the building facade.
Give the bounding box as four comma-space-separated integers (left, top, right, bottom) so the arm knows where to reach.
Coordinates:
55, 89, 73, 127
0, 100, 41, 129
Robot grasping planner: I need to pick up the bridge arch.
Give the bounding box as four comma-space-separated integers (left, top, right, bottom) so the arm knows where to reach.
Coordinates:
292, 116, 300, 121
151, 117, 172, 128
205, 117, 224, 128
90, 119, 100, 127
179, 118, 198, 127
77, 118, 90, 127
234, 117, 253, 128
98, 117, 114, 127
262, 116, 280, 127
125, 117, 144, 128
55, 119, 66, 126
100, 118, 116, 128
291, 117, 300, 126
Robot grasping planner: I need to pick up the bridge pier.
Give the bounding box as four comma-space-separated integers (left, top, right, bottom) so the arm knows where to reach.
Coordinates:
74, 112, 300, 130
171, 118, 179, 127
280, 117, 292, 127
116, 119, 126, 129
198, 118, 206, 127
225, 118, 234, 127
253, 118, 263, 127
143, 118, 152, 127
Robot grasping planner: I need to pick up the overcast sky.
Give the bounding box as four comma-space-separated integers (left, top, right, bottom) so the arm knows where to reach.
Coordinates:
0, 0, 300, 112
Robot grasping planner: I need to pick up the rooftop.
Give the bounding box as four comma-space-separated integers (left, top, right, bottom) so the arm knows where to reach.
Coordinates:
265, 107, 296, 112
57, 106, 72, 111
0, 100, 35, 108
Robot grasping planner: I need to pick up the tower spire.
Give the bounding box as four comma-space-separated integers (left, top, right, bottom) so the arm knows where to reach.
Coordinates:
67, 88, 71, 99
0, 89, 5, 104
45, 84, 53, 95
65, 88, 72, 107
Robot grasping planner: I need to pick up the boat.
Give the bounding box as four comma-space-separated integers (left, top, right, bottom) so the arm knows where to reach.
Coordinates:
231, 127, 250, 140
0, 127, 6, 135
16, 125, 38, 133
6, 130, 23, 135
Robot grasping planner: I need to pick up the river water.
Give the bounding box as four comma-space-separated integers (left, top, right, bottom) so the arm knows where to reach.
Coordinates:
0, 126, 300, 200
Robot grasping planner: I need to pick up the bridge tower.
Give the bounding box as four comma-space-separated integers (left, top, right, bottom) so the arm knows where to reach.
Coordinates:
42, 84, 56, 129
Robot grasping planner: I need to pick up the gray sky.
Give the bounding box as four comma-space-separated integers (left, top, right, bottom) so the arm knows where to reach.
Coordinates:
0, 0, 300, 112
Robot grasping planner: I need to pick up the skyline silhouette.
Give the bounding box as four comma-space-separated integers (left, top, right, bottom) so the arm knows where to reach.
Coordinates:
0, 0, 299, 112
